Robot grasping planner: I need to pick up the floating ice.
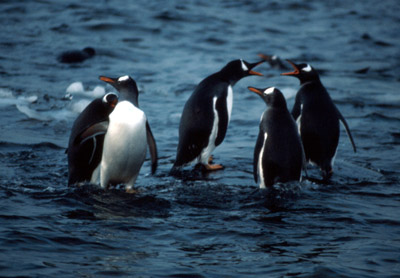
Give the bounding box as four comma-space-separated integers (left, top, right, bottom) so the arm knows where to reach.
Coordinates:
66, 82, 85, 94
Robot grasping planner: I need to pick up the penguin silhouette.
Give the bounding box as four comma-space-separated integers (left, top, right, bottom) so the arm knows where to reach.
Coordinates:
282, 60, 356, 180
67, 93, 118, 186
248, 86, 304, 188
171, 59, 264, 173
58, 47, 96, 64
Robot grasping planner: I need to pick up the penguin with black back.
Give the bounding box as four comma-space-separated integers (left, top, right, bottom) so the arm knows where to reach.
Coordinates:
170, 59, 264, 174
67, 93, 118, 186
282, 60, 357, 180
98, 75, 158, 191
248, 86, 304, 188
58, 47, 96, 64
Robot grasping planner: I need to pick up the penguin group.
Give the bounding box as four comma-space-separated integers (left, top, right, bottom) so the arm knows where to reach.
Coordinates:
67, 55, 356, 191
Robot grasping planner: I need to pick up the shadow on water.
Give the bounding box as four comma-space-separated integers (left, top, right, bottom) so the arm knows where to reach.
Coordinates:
64, 183, 172, 219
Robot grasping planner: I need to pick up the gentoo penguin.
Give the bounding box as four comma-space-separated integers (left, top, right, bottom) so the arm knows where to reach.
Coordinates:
67, 93, 118, 186
258, 53, 289, 70
58, 47, 96, 64
248, 86, 304, 188
170, 59, 264, 173
282, 60, 357, 180
97, 75, 158, 190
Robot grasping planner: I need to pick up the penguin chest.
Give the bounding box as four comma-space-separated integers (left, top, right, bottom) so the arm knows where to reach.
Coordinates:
101, 101, 147, 182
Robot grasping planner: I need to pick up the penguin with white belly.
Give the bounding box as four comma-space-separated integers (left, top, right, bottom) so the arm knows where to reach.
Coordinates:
248, 86, 304, 188
281, 60, 357, 180
67, 93, 118, 186
170, 59, 264, 174
98, 75, 158, 190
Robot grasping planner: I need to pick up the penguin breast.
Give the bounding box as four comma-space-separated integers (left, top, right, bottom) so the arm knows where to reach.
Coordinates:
101, 101, 147, 181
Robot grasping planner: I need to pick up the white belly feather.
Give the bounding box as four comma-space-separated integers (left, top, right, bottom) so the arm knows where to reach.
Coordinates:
258, 132, 268, 189
99, 101, 147, 188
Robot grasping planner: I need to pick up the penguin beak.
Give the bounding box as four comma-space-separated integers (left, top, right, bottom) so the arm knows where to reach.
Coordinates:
258, 53, 272, 61
281, 60, 300, 76
99, 76, 118, 84
248, 60, 264, 76
247, 86, 263, 97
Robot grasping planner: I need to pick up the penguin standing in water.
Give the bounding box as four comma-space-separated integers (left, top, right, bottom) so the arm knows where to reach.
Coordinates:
98, 75, 158, 191
281, 60, 357, 180
248, 87, 304, 188
170, 59, 264, 173
67, 93, 118, 186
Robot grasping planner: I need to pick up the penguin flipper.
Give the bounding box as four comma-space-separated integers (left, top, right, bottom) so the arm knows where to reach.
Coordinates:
291, 93, 302, 121
75, 121, 109, 145
215, 96, 229, 146
336, 109, 357, 153
253, 131, 264, 183
146, 121, 158, 174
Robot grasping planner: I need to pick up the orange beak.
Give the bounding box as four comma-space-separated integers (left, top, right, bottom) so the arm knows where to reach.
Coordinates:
281, 60, 300, 76
99, 76, 117, 83
247, 86, 263, 97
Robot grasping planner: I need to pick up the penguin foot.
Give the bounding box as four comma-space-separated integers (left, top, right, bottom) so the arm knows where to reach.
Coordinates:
125, 187, 139, 194
322, 168, 333, 181
204, 163, 224, 171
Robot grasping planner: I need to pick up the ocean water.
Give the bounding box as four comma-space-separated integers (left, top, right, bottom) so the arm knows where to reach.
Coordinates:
1, 0, 400, 277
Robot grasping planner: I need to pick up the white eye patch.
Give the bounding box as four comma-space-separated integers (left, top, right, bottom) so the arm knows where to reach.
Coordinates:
118, 75, 130, 82
264, 87, 275, 95
240, 59, 248, 71
302, 64, 312, 72
102, 93, 113, 103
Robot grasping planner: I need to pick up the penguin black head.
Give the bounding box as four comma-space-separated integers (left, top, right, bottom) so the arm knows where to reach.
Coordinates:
220, 59, 264, 84
83, 47, 96, 57
248, 86, 287, 108
102, 92, 119, 110
99, 75, 139, 105
281, 60, 320, 84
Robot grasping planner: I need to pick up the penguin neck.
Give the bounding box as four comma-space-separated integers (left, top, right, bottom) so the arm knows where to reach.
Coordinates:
119, 90, 139, 107
300, 75, 321, 86
217, 69, 243, 86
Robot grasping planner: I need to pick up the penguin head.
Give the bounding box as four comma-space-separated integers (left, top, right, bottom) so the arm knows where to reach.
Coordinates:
83, 47, 96, 57
99, 75, 139, 106
102, 93, 118, 111
281, 60, 319, 84
220, 59, 264, 84
248, 86, 287, 108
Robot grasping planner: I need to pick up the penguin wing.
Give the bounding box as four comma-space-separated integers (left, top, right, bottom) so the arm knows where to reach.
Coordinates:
75, 121, 109, 145
146, 121, 158, 174
336, 108, 357, 153
291, 92, 301, 121
215, 95, 229, 146
253, 131, 264, 183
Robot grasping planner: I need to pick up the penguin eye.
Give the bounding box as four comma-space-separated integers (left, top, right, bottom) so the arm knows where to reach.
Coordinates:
118, 75, 130, 82
302, 64, 312, 72
264, 87, 275, 95
240, 59, 248, 71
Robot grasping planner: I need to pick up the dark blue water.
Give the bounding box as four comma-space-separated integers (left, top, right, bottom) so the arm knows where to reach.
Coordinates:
1, 1, 400, 277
